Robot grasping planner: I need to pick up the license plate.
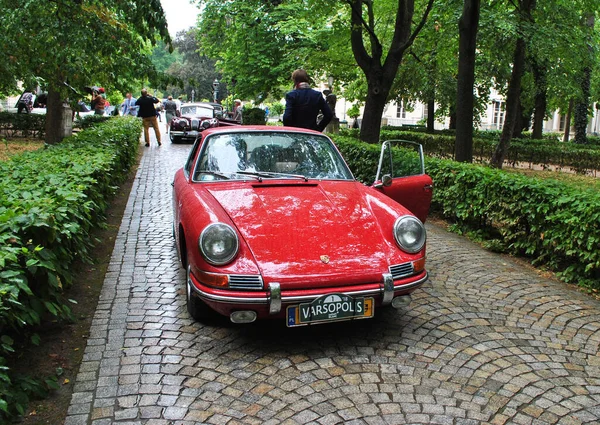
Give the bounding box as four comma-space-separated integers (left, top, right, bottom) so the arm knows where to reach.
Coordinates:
286, 294, 374, 327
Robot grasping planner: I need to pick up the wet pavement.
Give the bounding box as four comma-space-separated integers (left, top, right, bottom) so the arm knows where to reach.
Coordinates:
64, 128, 600, 425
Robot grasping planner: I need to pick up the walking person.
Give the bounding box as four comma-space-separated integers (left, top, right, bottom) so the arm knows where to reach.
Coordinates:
120, 92, 137, 116
163, 96, 178, 132
232, 99, 243, 122
283, 69, 333, 132
135, 88, 162, 147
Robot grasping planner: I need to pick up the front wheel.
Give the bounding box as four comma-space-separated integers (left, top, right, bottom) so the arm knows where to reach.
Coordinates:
186, 263, 216, 321
170, 133, 182, 144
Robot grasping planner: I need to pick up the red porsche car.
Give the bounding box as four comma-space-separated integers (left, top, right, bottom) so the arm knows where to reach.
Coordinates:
172, 126, 433, 326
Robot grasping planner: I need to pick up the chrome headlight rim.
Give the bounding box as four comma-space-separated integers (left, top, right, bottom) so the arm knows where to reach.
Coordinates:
393, 215, 426, 254
198, 223, 239, 266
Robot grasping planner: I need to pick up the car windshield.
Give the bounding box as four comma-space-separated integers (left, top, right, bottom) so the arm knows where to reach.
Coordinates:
193, 132, 354, 181
181, 105, 214, 117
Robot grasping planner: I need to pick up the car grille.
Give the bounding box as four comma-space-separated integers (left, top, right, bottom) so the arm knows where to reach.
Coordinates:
228, 275, 264, 290
389, 262, 414, 280
190, 118, 200, 130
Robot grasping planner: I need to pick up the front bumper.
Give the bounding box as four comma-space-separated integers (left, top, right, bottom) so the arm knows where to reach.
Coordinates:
170, 130, 199, 141
188, 271, 428, 318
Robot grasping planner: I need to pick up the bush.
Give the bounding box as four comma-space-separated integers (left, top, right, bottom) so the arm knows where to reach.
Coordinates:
74, 114, 112, 129
0, 117, 141, 421
0, 112, 46, 139
331, 134, 600, 291
242, 107, 267, 125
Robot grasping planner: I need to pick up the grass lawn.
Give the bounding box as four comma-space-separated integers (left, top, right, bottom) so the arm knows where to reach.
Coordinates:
0, 138, 45, 161
506, 167, 600, 190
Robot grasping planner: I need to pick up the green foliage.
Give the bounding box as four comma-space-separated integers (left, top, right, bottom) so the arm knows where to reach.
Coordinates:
0, 1, 171, 113
197, 0, 335, 101
0, 117, 141, 422
154, 29, 219, 102
242, 107, 268, 125
75, 114, 113, 130
346, 104, 361, 119
332, 134, 600, 290
266, 102, 284, 117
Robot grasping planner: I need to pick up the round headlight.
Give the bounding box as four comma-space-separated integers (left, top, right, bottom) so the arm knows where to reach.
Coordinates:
393, 216, 426, 254
199, 223, 239, 265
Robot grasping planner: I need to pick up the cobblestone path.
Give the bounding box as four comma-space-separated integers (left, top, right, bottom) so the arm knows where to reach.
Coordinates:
65, 139, 600, 425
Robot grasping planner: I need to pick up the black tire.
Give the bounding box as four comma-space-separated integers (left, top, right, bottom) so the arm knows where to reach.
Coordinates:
186, 263, 215, 321
171, 134, 181, 144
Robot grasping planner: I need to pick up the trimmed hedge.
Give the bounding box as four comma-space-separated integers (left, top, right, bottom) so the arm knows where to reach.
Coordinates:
339, 128, 600, 173
0, 112, 46, 139
332, 135, 600, 291
0, 117, 141, 420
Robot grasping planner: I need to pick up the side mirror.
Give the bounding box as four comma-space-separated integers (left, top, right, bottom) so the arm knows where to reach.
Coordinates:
382, 174, 393, 187
373, 174, 393, 189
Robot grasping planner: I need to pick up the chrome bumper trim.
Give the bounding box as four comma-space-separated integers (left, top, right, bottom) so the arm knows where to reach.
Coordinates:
190, 273, 428, 307
381, 273, 394, 306
268, 282, 281, 314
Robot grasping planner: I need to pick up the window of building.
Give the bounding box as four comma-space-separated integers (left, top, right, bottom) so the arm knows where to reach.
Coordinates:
492, 101, 504, 129
559, 114, 567, 132
423, 103, 428, 119
396, 102, 406, 119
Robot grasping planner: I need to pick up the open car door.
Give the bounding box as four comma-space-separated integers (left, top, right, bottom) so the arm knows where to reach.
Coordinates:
372, 140, 433, 223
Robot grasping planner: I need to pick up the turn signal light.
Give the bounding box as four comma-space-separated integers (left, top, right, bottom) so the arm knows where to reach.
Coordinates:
412, 257, 426, 273
197, 270, 229, 288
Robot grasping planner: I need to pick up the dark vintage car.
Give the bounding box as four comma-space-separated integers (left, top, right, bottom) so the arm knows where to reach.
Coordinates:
172, 126, 433, 326
168, 102, 240, 143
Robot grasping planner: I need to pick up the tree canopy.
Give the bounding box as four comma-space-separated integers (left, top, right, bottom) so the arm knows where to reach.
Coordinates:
196, 0, 600, 151
0, 0, 172, 142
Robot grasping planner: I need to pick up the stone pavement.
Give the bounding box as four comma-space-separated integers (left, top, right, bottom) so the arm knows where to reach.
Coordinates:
65, 129, 600, 425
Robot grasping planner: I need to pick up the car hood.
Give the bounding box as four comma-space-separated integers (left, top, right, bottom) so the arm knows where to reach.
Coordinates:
205, 181, 400, 285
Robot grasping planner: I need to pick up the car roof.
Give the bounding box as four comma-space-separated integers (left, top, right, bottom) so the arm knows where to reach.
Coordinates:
181, 102, 216, 109
201, 125, 324, 136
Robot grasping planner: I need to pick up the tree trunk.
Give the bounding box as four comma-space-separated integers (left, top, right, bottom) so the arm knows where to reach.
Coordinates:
45, 87, 73, 144
574, 66, 591, 144
350, 0, 435, 144
491, 37, 526, 168
449, 106, 457, 130
563, 100, 573, 143
455, 0, 480, 163
574, 13, 595, 145
531, 60, 547, 139
359, 80, 390, 143
426, 97, 435, 133
513, 96, 524, 139
491, 0, 535, 168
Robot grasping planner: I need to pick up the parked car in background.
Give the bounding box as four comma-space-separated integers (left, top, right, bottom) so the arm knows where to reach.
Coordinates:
172, 126, 433, 326
168, 102, 240, 144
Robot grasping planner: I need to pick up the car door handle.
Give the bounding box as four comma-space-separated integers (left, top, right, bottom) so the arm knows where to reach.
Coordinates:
423, 184, 433, 192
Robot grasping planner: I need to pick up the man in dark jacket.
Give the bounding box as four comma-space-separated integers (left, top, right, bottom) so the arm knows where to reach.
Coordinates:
135, 88, 162, 146
283, 69, 333, 132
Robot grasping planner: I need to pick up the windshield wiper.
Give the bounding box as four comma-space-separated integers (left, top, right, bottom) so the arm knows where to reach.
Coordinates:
237, 171, 308, 182
196, 171, 231, 180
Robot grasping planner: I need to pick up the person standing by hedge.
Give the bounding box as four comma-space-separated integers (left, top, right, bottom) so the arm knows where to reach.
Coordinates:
135, 88, 162, 147
283, 69, 332, 132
